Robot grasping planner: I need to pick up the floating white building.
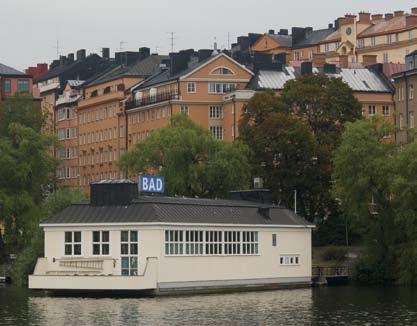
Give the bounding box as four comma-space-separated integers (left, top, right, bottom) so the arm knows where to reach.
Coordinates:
29, 180, 314, 295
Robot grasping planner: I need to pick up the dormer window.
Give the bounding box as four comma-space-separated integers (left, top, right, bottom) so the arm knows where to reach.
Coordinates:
103, 86, 111, 94
210, 67, 234, 75
90, 90, 98, 97
117, 84, 125, 91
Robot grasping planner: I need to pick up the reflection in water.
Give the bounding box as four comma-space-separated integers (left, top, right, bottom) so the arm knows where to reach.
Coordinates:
1, 286, 417, 326
27, 289, 313, 326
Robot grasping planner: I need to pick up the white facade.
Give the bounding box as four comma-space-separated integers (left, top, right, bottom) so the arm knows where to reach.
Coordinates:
29, 223, 312, 293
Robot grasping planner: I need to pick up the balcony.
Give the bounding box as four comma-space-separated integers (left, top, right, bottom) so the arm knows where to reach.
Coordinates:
126, 91, 179, 111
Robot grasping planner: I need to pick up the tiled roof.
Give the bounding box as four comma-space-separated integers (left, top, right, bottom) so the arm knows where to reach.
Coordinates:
358, 15, 416, 38
293, 28, 335, 48
86, 54, 169, 87
41, 196, 313, 227
0, 63, 26, 76
67, 80, 85, 87
248, 66, 392, 93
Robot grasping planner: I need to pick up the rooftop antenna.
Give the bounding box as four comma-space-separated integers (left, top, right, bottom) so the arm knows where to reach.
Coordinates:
227, 32, 230, 49
167, 32, 176, 53
54, 40, 62, 58
212, 37, 219, 55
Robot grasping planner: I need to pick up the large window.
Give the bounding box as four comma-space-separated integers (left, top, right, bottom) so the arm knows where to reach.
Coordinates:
208, 83, 236, 94
368, 105, 376, 116
371, 37, 376, 47
64, 231, 81, 256
165, 230, 259, 256
209, 105, 223, 119
409, 112, 415, 129
92, 231, 110, 255
187, 82, 196, 93
120, 231, 138, 276
410, 84, 414, 100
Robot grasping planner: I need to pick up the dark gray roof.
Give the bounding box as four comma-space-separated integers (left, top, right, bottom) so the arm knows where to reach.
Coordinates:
0, 63, 26, 76
269, 34, 293, 48
41, 196, 313, 227
293, 28, 335, 48
86, 54, 169, 87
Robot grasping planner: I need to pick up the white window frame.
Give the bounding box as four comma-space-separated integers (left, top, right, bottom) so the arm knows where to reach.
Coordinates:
92, 231, 110, 255
120, 230, 139, 276
209, 105, 223, 119
410, 84, 414, 100
180, 105, 189, 115
409, 112, 415, 129
64, 231, 82, 256
368, 105, 376, 116
280, 255, 300, 266
210, 126, 224, 140
187, 82, 196, 93
382, 105, 390, 116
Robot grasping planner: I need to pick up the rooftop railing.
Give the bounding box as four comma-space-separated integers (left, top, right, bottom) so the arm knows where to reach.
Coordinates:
126, 91, 179, 110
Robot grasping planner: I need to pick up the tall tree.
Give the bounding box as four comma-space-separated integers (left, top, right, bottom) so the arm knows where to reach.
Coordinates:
0, 95, 57, 249
119, 114, 251, 198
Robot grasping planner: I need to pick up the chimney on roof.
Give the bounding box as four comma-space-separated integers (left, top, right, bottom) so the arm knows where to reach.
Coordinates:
59, 55, 67, 66
237, 36, 250, 51
76, 49, 86, 61
292, 27, 308, 43
412, 7, 417, 15
198, 49, 213, 62
337, 17, 348, 27
102, 48, 110, 59
268, 29, 275, 35
406, 15, 417, 27
394, 10, 405, 17
358, 12, 371, 24
170, 49, 194, 75
301, 61, 313, 75
67, 53, 75, 63
339, 55, 349, 68
344, 14, 356, 24
372, 14, 384, 23
328, 23, 334, 29
362, 54, 378, 67
279, 29, 289, 35
385, 13, 394, 21
139, 47, 150, 60
312, 53, 326, 68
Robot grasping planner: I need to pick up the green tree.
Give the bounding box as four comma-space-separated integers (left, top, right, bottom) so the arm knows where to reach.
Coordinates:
0, 96, 57, 250
119, 114, 251, 198
332, 118, 417, 284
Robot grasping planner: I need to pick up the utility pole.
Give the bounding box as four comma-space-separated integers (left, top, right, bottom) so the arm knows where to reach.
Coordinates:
294, 189, 297, 214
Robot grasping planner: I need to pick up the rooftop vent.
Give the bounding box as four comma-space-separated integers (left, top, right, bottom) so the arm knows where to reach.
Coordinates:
90, 179, 138, 206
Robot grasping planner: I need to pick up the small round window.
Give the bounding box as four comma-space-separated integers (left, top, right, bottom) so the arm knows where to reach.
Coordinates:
346, 27, 352, 35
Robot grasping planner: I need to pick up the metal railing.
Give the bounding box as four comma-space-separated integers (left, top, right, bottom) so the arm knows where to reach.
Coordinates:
126, 91, 179, 110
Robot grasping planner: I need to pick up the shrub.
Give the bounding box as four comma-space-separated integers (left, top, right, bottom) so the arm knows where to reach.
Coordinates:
321, 246, 348, 262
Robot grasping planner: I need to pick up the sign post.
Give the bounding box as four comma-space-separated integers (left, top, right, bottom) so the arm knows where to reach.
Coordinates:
139, 176, 165, 194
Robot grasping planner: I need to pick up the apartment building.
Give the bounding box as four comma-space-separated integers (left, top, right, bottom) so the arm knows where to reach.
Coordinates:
78, 50, 169, 192
0, 62, 33, 100
247, 56, 395, 137
125, 50, 254, 147
320, 9, 417, 65
392, 51, 417, 143
55, 80, 85, 188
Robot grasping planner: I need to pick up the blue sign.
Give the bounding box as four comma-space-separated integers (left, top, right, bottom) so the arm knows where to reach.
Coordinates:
139, 176, 165, 193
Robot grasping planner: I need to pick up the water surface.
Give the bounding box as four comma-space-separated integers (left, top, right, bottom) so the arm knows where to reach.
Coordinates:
1, 285, 417, 325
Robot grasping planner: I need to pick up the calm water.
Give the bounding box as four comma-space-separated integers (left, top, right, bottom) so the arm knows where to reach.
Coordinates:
1, 285, 417, 325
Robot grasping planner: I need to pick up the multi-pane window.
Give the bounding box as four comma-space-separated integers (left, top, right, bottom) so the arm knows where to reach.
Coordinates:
180, 105, 189, 115
368, 105, 376, 116
64, 231, 81, 256
4, 80, 11, 93
224, 231, 240, 255
165, 230, 183, 255
387, 34, 392, 45
324, 44, 330, 52
382, 105, 390, 116
165, 230, 259, 256
211, 67, 234, 75
92, 231, 110, 255
357, 39, 364, 49
242, 231, 258, 255
120, 231, 138, 276
205, 231, 222, 255
210, 126, 224, 140
209, 105, 223, 119
409, 112, 415, 129
371, 37, 376, 47
17, 80, 29, 92
410, 84, 414, 100
185, 231, 204, 255
383, 53, 389, 64
280, 255, 300, 265
409, 30, 413, 40
208, 83, 237, 94
187, 82, 196, 93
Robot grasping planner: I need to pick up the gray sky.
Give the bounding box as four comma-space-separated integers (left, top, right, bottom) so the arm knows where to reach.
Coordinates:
1, 0, 416, 70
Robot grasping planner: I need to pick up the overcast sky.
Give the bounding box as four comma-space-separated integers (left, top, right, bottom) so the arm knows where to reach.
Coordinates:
1, 0, 416, 70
